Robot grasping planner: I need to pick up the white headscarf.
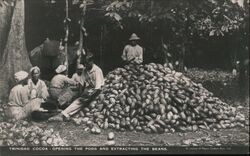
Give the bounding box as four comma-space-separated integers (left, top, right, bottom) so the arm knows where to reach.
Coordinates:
14, 71, 28, 83
30, 66, 40, 74
55, 65, 67, 74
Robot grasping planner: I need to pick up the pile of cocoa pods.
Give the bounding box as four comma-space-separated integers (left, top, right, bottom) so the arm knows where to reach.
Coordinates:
73, 63, 247, 133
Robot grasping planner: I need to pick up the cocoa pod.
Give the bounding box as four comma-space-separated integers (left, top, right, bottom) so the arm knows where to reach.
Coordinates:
148, 125, 158, 133
145, 115, 153, 121
155, 119, 167, 128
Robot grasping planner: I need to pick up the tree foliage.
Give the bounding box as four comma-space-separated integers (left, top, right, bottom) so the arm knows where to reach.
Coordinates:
40, 0, 249, 40
40, 0, 249, 73
105, 0, 248, 37
103, 0, 249, 72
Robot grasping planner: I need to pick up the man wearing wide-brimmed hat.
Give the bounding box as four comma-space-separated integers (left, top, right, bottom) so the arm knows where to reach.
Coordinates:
121, 33, 143, 64
5, 71, 45, 120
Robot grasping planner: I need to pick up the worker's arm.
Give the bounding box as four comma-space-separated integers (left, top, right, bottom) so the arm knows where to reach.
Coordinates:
8, 89, 15, 105
65, 76, 77, 86
134, 47, 143, 64
138, 47, 143, 63
135, 56, 143, 64
95, 69, 104, 90
78, 81, 86, 96
71, 74, 77, 82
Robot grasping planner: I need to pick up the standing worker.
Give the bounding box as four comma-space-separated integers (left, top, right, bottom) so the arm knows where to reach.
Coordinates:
121, 33, 143, 64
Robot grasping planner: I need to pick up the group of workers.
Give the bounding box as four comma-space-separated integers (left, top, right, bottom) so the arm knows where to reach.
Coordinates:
5, 33, 143, 122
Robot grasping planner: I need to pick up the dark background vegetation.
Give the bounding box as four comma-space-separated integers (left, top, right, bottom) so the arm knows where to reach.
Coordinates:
24, 0, 249, 75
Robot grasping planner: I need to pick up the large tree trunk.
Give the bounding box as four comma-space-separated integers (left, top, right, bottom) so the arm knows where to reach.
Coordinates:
0, 0, 14, 57
0, 0, 32, 100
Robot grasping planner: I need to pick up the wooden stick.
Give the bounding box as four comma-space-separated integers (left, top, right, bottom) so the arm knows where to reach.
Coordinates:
77, 0, 87, 67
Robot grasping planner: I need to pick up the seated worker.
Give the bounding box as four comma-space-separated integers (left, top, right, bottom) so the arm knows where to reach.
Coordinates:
71, 64, 85, 86
71, 64, 85, 96
49, 52, 104, 121
28, 66, 49, 101
121, 33, 143, 64
49, 65, 78, 108
5, 71, 46, 120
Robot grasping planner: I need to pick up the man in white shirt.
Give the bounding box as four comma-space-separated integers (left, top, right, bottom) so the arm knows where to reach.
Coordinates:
82, 54, 104, 90
121, 33, 143, 64
49, 52, 104, 121
28, 66, 49, 101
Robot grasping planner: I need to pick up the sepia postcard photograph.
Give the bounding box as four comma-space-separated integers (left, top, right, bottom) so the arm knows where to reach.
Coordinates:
0, 0, 249, 155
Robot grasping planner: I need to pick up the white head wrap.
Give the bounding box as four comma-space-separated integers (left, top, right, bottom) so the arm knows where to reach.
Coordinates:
30, 66, 40, 74
14, 71, 29, 83
55, 65, 67, 74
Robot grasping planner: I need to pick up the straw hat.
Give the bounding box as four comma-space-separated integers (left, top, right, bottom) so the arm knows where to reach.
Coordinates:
129, 33, 140, 41
55, 65, 67, 74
